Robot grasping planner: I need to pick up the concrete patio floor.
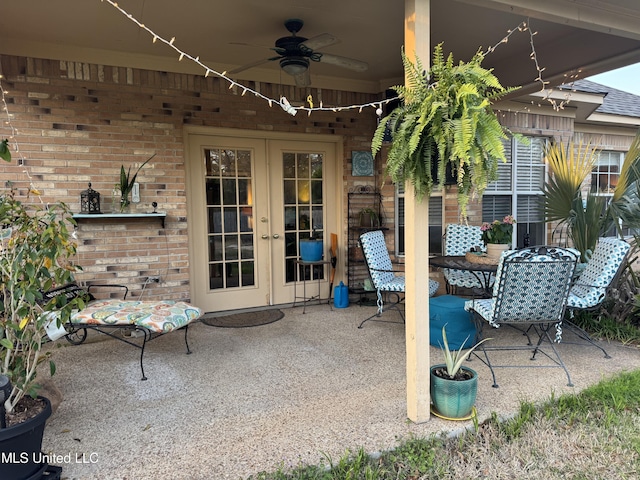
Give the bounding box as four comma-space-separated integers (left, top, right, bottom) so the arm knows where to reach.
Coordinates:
41, 301, 640, 479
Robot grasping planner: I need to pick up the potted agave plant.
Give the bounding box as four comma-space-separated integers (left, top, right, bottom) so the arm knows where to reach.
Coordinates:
117, 153, 155, 212
1, 143, 84, 479
431, 325, 490, 419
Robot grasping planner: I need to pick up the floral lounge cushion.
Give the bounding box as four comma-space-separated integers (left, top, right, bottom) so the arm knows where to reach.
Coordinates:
70, 299, 202, 333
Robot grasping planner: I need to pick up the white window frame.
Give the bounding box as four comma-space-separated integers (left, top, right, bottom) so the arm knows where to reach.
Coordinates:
591, 151, 624, 196
591, 150, 629, 237
395, 183, 443, 257
483, 135, 548, 246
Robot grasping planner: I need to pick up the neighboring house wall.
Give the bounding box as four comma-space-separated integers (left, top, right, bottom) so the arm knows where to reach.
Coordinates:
0, 55, 378, 301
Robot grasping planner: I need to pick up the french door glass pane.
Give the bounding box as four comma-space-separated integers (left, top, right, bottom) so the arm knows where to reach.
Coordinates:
283, 151, 325, 283
204, 148, 255, 290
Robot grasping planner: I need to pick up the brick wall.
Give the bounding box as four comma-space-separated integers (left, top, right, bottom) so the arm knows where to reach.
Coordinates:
0, 55, 379, 301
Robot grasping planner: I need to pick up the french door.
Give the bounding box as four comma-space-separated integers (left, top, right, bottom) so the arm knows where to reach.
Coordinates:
187, 132, 338, 312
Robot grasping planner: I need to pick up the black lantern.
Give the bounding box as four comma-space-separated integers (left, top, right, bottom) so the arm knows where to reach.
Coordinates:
80, 183, 101, 214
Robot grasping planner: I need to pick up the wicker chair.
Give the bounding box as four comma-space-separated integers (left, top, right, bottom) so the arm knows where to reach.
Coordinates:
358, 229, 439, 328
465, 246, 579, 387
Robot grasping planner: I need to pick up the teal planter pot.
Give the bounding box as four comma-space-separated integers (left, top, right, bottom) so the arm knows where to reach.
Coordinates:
299, 240, 323, 262
430, 365, 478, 419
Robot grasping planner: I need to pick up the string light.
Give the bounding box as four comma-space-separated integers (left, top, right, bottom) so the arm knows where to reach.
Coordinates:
0, 5, 580, 206
0, 74, 45, 203
99, 0, 538, 116
100, 0, 572, 116
485, 20, 574, 112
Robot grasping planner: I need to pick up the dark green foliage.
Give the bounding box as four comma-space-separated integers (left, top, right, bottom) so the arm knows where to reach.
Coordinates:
372, 44, 516, 219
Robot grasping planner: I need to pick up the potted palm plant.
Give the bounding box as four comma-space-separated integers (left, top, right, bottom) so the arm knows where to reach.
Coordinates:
542, 133, 640, 262
431, 325, 490, 419
1, 144, 84, 479
372, 44, 516, 220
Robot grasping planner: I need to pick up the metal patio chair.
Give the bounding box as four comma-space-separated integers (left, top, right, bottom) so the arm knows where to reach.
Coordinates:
465, 246, 579, 387
358, 229, 439, 328
565, 237, 631, 358
443, 223, 491, 294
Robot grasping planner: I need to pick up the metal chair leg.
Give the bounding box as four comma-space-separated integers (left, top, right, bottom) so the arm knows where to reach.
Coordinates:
564, 320, 611, 359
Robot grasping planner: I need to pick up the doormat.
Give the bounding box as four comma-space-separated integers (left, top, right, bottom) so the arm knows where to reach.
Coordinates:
200, 309, 284, 328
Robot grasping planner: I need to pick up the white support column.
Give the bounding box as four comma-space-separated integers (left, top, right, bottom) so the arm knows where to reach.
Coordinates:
404, 0, 431, 423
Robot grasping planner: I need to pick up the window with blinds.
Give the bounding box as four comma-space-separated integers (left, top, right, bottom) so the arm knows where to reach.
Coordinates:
592, 151, 633, 237
396, 183, 443, 256
483, 136, 547, 247
591, 151, 624, 195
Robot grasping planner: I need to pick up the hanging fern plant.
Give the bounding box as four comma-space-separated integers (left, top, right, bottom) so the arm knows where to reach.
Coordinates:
372, 44, 517, 220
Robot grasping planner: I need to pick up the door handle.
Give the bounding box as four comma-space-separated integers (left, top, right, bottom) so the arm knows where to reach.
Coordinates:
261, 234, 269, 239
272, 234, 280, 239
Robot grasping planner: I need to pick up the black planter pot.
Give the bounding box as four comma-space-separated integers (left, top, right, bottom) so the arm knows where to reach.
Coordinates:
0, 396, 52, 480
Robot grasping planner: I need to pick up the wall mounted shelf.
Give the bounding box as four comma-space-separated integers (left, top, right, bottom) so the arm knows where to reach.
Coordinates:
73, 212, 167, 228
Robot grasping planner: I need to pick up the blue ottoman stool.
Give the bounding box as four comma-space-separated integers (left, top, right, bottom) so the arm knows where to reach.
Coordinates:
429, 295, 476, 350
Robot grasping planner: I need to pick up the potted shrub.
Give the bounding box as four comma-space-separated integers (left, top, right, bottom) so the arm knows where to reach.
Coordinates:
430, 325, 490, 419
481, 215, 516, 259
1, 145, 84, 478
372, 44, 516, 221
358, 208, 380, 229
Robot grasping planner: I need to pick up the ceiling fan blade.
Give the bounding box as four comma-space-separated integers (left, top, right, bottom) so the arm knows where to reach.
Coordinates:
228, 41, 272, 49
293, 70, 311, 87
228, 57, 278, 75
301, 33, 339, 51
318, 53, 368, 72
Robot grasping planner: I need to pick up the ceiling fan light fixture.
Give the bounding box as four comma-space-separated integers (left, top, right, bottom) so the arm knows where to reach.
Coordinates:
280, 56, 309, 75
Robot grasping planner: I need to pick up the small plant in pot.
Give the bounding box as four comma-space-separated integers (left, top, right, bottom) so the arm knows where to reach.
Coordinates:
431, 325, 490, 419
358, 208, 380, 229
118, 153, 155, 212
1, 145, 84, 478
481, 215, 516, 259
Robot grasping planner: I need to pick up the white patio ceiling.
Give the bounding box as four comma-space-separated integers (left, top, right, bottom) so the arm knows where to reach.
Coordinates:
2, 0, 640, 95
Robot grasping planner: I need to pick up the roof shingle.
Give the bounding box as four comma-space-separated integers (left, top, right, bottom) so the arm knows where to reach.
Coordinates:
563, 79, 640, 118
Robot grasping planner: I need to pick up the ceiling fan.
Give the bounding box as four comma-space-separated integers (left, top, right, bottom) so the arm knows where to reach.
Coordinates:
229, 18, 368, 86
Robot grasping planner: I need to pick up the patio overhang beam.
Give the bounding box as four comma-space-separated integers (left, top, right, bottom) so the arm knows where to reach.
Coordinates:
453, 0, 640, 41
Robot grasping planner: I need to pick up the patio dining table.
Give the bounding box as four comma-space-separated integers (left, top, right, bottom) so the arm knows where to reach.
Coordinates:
429, 255, 498, 297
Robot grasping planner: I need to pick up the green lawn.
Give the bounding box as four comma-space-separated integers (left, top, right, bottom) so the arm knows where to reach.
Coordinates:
248, 314, 640, 479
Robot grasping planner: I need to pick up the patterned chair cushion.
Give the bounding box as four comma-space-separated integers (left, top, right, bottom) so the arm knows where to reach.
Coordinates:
466, 247, 578, 341
443, 224, 492, 290
360, 230, 439, 313
71, 299, 203, 333
567, 237, 630, 310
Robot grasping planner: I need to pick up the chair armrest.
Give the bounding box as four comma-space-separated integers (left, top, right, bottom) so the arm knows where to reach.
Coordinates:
87, 284, 129, 300
40, 283, 93, 305
369, 267, 404, 274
